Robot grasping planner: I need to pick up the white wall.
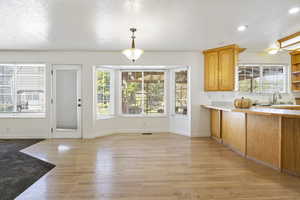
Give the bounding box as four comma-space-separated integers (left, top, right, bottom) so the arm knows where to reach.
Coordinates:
0, 51, 204, 138
1, 50, 287, 139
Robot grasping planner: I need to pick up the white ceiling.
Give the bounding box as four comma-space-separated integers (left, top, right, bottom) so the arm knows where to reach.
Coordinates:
0, 0, 299, 51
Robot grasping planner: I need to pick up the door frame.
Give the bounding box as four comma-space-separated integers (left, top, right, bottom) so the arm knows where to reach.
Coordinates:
50, 64, 82, 138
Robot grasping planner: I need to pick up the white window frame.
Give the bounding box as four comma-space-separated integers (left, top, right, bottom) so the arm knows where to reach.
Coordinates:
119, 70, 168, 117
94, 67, 115, 119
237, 64, 289, 94
0, 63, 46, 118
171, 67, 190, 117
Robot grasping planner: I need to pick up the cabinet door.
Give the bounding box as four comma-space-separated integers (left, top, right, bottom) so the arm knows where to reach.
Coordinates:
218, 48, 235, 91
222, 111, 246, 154
204, 52, 219, 91
292, 53, 300, 64
211, 109, 221, 139
282, 118, 300, 175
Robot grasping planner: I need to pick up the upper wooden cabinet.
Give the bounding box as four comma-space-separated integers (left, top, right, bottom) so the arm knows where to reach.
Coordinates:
203, 44, 244, 91
204, 51, 219, 91
291, 51, 300, 92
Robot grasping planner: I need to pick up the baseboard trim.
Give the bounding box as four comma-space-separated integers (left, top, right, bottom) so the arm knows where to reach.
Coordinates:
211, 136, 222, 144
0, 135, 48, 139
222, 141, 246, 157
246, 155, 280, 171
282, 169, 300, 177
116, 129, 170, 134
171, 131, 190, 137
1, 130, 193, 139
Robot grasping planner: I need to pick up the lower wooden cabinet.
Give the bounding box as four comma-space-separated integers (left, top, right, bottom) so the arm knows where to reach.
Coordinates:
210, 109, 221, 139
282, 117, 300, 175
221, 111, 246, 155
246, 115, 281, 169
208, 107, 300, 176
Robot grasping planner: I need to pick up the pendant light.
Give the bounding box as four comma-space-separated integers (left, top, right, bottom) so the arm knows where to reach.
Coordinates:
122, 28, 144, 62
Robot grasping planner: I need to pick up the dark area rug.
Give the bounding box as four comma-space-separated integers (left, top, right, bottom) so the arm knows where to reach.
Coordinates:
0, 139, 55, 200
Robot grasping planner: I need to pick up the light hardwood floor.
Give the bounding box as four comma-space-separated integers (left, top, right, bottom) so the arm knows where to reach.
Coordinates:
17, 133, 300, 200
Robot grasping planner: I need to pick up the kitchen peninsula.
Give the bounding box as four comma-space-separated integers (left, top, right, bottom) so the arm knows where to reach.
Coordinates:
203, 104, 300, 176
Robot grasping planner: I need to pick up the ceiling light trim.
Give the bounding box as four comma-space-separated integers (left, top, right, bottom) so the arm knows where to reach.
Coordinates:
278, 32, 300, 51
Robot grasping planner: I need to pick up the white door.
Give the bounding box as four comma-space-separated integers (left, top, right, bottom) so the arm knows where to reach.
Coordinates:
51, 65, 82, 138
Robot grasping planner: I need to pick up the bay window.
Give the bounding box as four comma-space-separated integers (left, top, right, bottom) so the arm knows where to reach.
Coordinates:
121, 71, 165, 115
0, 64, 46, 116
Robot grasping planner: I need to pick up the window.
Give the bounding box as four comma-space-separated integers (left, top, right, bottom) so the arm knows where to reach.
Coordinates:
95, 68, 114, 117
121, 71, 165, 115
0, 64, 45, 116
175, 70, 188, 115
238, 65, 287, 93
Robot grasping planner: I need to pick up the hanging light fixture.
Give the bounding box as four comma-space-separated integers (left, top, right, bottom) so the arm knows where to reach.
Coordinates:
122, 28, 144, 62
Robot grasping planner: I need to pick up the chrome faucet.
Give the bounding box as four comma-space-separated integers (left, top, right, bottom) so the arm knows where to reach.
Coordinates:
271, 91, 282, 105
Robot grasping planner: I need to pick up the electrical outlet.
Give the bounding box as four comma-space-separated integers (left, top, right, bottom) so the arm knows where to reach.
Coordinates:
6, 128, 10, 134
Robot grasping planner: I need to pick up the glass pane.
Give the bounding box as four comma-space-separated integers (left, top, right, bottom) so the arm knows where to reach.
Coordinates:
175, 70, 188, 115
122, 72, 143, 114
262, 66, 285, 93
144, 72, 165, 114
238, 66, 260, 93
96, 70, 111, 115
0, 65, 45, 113
56, 70, 77, 129
15, 66, 45, 113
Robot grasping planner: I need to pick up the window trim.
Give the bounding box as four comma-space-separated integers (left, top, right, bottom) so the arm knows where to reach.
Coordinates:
237, 64, 289, 94
94, 67, 115, 119
172, 67, 189, 117
0, 63, 46, 118
119, 69, 168, 117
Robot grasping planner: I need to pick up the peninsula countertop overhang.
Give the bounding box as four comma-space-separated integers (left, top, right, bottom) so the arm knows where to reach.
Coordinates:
202, 104, 300, 118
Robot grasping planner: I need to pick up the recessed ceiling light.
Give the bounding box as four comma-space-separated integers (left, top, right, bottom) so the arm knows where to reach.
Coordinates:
289, 7, 300, 14
237, 25, 248, 32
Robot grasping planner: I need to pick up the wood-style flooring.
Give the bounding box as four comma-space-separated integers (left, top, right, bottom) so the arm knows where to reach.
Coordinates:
17, 133, 300, 200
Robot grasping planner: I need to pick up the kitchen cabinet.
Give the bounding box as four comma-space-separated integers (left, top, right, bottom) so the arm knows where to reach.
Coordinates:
203, 44, 244, 91
210, 109, 221, 141
222, 111, 246, 155
282, 117, 300, 175
291, 51, 300, 92
246, 114, 281, 169
203, 104, 300, 176
205, 52, 219, 91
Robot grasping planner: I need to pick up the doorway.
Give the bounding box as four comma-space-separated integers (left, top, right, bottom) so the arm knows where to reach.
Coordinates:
51, 65, 82, 138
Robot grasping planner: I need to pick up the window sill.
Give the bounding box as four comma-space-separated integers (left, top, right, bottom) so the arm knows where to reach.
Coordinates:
237, 92, 290, 95
96, 115, 116, 120
171, 114, 189, 119
0, 113, 46, 119
119, 114, 168, 118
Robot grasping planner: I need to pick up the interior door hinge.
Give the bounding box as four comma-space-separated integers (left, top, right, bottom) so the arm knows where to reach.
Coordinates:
51, 70, 54, 75
51, 128, 53, 133
51, 98, 53, 104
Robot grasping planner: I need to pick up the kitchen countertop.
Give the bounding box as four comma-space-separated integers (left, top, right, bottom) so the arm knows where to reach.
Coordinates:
202, 104, 300, 117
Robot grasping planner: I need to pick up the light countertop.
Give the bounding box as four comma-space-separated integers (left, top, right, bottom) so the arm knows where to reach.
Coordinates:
202, 104, 300, 117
